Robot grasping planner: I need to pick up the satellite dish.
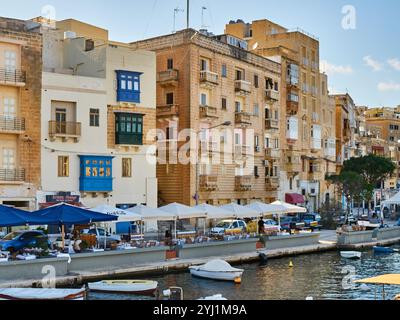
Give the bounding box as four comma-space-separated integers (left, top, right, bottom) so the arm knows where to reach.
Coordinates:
252, 42, 259, 50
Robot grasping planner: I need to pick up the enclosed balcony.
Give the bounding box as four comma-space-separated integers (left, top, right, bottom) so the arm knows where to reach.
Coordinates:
235, 112, 252, 126
49, 121, 81, 142
157, 104, 179, 118
200, 70, 219, 87
265, 89, 279, 101
199, 175, 218, 191
265, 148, 280, 160
235, 175, 252, 191
287, 100, 299, 115
265, 177, 280, 191
0, 68, 26, 87
0, 168, 25, 183
308, 168, 322, 181
265, 118, 279, 130
0, 116, 25, 134
200, 105, 218, 119
234, 80, 251, 95
157, 69, 179, 87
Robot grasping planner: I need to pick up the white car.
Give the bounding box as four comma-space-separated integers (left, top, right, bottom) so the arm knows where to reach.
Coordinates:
263, 219, 281, 232
210, 220, 247, 236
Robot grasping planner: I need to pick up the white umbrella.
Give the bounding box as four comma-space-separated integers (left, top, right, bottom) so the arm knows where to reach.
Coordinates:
246, 202, 287, 216
194, 204, 236, 220
91, 204, 142, 222
271, 201, 307, 214
159, 203, 207, 239
220, 203, 260, 219
127, 204, 176, 221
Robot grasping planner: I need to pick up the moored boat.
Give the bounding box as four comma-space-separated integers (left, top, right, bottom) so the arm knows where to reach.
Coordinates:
189, 259, 244, 283
373, 246, 398, 254
0, 288, 86, 300
87, 280, 158, 296
198, 294, 228, 300
340, 251, 362, 259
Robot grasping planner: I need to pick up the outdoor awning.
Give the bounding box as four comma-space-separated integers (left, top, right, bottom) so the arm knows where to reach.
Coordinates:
159, 203, 206, 219
271, 201, 307, 214
194, 204, 236, 220
0, 205, 48, 227
382, 191, 400, 206
220, 203, 260, 219
90, 205, 142, 222
245, 202, 287, 216
354, 274, 400, 286
285, 193, 305, 204
127, 205, 176, 221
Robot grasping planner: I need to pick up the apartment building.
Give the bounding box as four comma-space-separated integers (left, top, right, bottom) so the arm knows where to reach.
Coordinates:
0, 17, 42, 210
131, 29, 281, 206
225, 19, 327, 211
36, 19, 157, 210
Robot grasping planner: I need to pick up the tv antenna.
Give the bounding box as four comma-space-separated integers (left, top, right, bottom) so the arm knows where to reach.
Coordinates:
173, 7, 184, 33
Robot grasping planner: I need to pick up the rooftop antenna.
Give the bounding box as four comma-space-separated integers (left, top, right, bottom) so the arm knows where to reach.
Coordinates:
187, 0, 190, 29
201, 6, 208, 29
173, 7, 184, 33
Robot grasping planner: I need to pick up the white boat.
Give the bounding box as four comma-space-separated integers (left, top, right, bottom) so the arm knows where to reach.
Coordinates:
340, 251, 362, 259
0, 288, 86, 300
189, 259, 244, 283
198, 294, 228, 300
87, 280, 158, 296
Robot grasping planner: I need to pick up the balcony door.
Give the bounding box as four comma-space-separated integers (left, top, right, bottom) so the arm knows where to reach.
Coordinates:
4, 51, 16, 72
3, 148, 15, 170
55, 108, 67, 134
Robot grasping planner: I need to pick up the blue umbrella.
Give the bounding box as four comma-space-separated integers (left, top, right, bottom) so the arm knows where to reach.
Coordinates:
0, 205, 46, 228
32, 203, 118, 225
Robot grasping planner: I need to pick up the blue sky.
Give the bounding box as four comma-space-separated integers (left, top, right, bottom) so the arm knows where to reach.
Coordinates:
1, 0, 400, 107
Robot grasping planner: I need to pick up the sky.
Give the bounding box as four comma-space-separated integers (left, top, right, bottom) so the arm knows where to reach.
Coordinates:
1, 0, 400, 107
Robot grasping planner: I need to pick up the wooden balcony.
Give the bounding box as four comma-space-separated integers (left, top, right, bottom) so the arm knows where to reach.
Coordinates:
49, 121, 81, 142
200, 105, 218, 119
157, 104, 179, 118
200, 70, 219, 87
200, 175, 218, 191
157, 69, 179, 87
265, 177, 280, 191
0, 168, 25, 183
234, 80, 251, 95
287, 100, 299, 115
0, 116, 25, 134
265, 89, 279, 101
0, 68, 26, 87
235, 112, 252, 126
265, 118, 279, 130
235, 175, 252, 191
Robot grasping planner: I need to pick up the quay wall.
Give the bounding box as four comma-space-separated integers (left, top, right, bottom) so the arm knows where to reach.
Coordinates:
261, 233, 320, 250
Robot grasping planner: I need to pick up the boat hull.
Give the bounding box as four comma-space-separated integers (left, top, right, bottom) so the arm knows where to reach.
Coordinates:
88, 281, 158, 296
373, 246, 394, 254
0, 288, 86, 300
190, 269, 243, 282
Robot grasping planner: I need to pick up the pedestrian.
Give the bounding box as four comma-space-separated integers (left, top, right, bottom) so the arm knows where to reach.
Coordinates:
258, 217, 265, 235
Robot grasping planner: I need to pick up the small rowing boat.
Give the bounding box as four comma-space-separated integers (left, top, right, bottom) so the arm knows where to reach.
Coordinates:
373, 246, 399, 254
0, 288, 86, 300
189, 259, 244, 283
340, 251, 362, 259
87, 280, 158, 296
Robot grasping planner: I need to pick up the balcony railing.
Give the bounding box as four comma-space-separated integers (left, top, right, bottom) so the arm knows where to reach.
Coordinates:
199, 175, 218, 191
265, 89, 279, 101
200, 105, 218, 119
200, 70, 219, 86
235, 175, 252, 191
235, 112, 252, 126
157, 104, 179, 118
265, 177, 280, 190
234, 80, 251, 94
0, 68, 26, 85
265, 118, 279, 130
157, 69, 179, 86
0, 168, 25, 182
0, 116, 25, 133
49, 121, 82, 142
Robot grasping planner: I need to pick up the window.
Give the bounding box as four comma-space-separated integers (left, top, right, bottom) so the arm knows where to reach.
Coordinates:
3, 148, 15, 170
255, 135, 259, 147
221, 97, 227, 110
115, 113, 143, 145
166, 92, 174, 105
55, 108, 67, 134
167, 58, 174, 70
90, 109, 100, 127
200, 59, 208, 71
274, 81, 279, 91
253, 104, 259, 117
235, 101, 241, 113
58, 156, 69, 177
3, 98, 15, 119
5, 51, 16, 72
235, 69, 244, 81
254, 74, 259, 88
254, 166, 259, 178
116, 70, 142, 103
200, 93, 207, 106
221, 64, 227, 78
122, 158, 132, 177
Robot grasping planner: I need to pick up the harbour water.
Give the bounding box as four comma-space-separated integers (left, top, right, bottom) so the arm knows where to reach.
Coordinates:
87, 245, 400, 300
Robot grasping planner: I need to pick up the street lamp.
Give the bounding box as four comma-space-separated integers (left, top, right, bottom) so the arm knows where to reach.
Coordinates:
195, 121, 231, 205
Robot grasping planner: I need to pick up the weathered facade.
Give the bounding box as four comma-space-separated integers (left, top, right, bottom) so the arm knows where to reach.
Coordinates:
0, 18, 42, 210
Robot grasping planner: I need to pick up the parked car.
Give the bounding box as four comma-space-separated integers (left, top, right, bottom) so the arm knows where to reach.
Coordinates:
210, 220, 247, 236
279, 216, 305, 232
263, 219, 281, 232
0, 230, 51, 253
302, 214, 322, 230
81, 228, 121, 249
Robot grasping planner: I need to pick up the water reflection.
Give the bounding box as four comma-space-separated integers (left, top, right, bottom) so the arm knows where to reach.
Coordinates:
88, 246, 400, 300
